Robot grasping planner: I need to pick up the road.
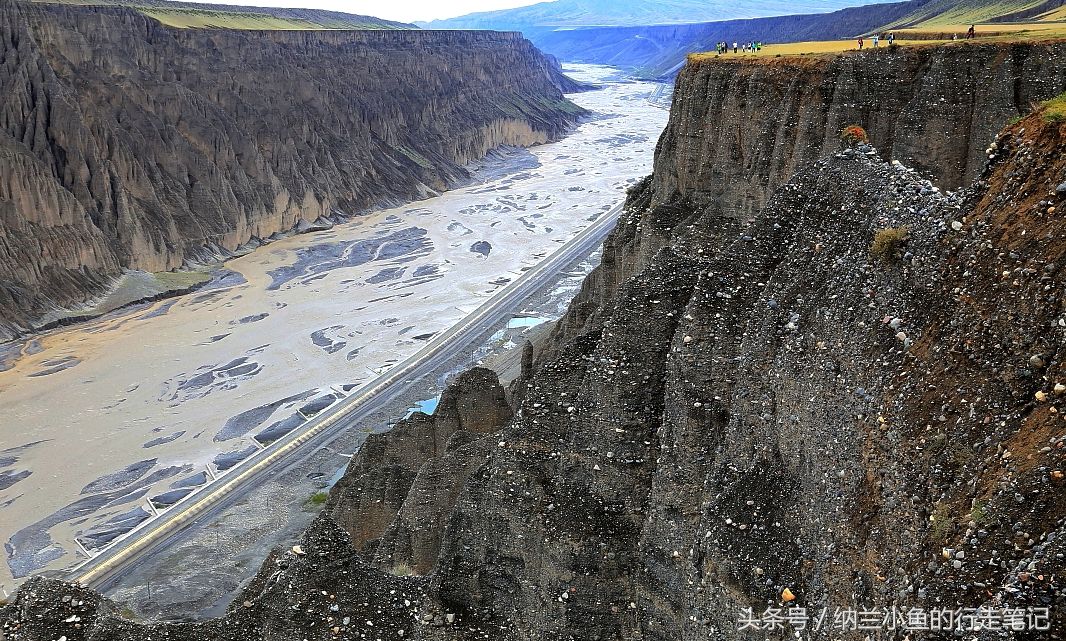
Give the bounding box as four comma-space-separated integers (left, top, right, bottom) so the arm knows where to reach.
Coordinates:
70, 201, 624, 592
646, 82, 673, 110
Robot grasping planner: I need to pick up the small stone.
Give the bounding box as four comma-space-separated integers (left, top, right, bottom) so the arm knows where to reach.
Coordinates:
951, 221, 963, 231
1036, 391, 1048, 402
1054, 383, 1065, 395
243, 600, 253, 608
292, 545, 306, 556
1029, 354, 1046, 368
782, 587, 796, 602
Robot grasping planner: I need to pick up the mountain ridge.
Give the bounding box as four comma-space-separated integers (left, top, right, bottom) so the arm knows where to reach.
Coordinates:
32, 0, 417, 29
422, 0, 906, 29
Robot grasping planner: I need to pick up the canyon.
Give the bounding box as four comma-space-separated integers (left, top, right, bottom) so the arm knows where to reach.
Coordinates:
0, 64, 668, 600
0, 0, 583, 339
3, 36, 1065, 641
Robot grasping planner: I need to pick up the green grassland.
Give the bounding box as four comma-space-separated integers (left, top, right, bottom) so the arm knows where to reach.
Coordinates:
882, 0, 1053, 28
1043, 92, 1066, 122
1040, 4, 1066, 19
33, 0, 416, 29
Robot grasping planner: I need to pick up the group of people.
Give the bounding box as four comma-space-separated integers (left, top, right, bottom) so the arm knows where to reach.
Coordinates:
859, 24, 976, 49
857, 32, 894, 49
715, 41, 763, 55
711, 23, 977, 57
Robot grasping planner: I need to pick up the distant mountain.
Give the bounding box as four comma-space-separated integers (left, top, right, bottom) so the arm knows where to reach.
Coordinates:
32, 0, 416, 29
422, 0, 904, 29
517, 0, 926, 77
500, 0, 1066, 79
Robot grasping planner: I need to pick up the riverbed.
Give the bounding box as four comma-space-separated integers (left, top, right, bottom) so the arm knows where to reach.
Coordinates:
0, 64, 669, 592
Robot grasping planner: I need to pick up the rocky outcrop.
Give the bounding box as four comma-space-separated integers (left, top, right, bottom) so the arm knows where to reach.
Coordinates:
4, 46, 1066, 641
0, 0, 584, 339
326, 368, 512, 574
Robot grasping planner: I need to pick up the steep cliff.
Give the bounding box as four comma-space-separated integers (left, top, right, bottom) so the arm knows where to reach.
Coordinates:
0, 0, 584, 339
654, 41, 1066, 221
4, 45, 1066, 641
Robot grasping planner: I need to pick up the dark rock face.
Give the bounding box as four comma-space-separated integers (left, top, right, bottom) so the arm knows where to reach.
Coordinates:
326, 367, 513, 574
5, 48, 1066, 641
655, 42, 1066, 221
0, 0, 584, 339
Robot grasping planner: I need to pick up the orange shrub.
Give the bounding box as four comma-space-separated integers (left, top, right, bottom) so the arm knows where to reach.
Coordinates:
841, 125, 869, 146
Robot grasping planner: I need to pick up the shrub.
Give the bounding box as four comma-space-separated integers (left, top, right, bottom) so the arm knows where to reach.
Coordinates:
870, 226, 909, 260
840, 125, 869, 146
306, 491, 328, 507
930, 502, 952, 540
970, 499, 993, 526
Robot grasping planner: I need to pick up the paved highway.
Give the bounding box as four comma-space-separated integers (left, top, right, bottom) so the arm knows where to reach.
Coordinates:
70, 201, 624, 591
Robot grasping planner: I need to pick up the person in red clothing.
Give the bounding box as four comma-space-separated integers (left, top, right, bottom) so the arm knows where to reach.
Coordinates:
858, 37, 864, 50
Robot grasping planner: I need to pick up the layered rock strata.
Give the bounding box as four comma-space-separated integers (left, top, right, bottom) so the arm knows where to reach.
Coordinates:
0, 0, 584, 338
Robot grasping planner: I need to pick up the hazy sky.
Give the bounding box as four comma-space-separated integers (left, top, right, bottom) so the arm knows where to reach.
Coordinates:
194, 0, 547, 22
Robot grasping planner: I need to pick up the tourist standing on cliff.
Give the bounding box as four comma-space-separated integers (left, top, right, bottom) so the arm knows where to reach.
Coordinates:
872, 35, 879, 47
858, 37, 864, 49
733, 41, 738, 53
967, 24, 976, 39
887, 32, 895, 45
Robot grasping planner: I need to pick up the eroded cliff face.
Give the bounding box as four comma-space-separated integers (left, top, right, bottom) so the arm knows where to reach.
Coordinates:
326, 368, 513, 575
653, 42, 1066, 221
4, 47, 1066, 641
0, 0, 584, 338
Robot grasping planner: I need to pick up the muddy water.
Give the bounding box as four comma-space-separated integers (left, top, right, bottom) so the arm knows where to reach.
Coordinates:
0, 64, 669, 590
